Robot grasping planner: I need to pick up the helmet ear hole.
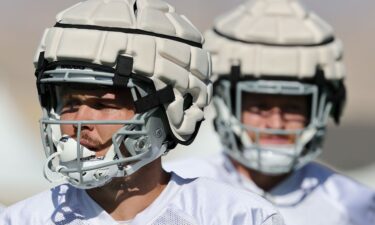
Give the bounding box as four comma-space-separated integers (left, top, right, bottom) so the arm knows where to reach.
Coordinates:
312, 67, 346, 125
331, 82, 346, 125
183, 93, 193, 110
133, 1, 138, 14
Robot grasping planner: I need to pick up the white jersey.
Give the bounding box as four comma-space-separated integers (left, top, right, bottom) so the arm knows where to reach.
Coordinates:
0, 203, 5, 213
0, 173, 283, 225
165, 153, 375, 225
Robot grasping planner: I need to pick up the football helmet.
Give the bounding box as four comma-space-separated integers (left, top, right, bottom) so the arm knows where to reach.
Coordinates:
34, 0, 212, 189
205, 0, 346, 174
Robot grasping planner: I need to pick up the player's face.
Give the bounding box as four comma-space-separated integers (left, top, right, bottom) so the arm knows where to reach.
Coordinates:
241, 93, 309, 145
59, 87, 135, 157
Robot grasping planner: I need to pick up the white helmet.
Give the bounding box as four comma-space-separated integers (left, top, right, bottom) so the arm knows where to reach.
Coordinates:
34, 0, 212, 189
205, 0, 346, 175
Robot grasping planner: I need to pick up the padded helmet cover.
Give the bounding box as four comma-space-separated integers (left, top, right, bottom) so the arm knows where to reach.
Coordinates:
205, 0, 345, 81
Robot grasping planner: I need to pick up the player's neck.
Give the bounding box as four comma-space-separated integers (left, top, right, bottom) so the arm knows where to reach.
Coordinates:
86, 158, 171, 221
230, 158, 290, 192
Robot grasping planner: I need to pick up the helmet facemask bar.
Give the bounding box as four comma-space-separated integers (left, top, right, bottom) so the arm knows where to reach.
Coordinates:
39, 68, 169, 189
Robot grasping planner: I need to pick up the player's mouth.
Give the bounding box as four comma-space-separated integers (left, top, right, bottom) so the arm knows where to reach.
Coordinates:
79, 138, 111, 158
258, 135, 295, 145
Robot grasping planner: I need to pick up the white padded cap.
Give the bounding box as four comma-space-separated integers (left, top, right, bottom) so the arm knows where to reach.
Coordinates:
34, 0, 212, 142
205, 0, 345, 80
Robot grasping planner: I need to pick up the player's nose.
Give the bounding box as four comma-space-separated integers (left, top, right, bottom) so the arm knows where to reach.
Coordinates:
265, 107, 284, 129
73, 105, 95, 130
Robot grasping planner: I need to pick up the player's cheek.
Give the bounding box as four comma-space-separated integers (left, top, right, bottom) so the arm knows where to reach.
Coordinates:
60, 125, 73, 136
285, 120, 305, 130
242, 112, 262, 126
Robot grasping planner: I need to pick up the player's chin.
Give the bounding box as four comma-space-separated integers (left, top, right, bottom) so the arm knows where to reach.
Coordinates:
93, 148, 111, 157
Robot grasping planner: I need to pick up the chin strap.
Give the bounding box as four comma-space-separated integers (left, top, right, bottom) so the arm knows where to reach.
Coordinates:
43, 151, 67, 183
43, 135, 98, 184
297, 127, 317, 149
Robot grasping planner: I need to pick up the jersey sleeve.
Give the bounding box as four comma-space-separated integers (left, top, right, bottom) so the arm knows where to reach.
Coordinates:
0, 204, 5, 214
345, 184, 375, 225
0, 209, 12, 225
327, 173, 375, 225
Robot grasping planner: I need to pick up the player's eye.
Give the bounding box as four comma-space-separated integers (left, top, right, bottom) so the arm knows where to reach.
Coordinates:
248, 106, 261, 114
257, 103, 271, 111
92, 102, 120, 111
61, 100, 81, 114
282, 103, 304, 114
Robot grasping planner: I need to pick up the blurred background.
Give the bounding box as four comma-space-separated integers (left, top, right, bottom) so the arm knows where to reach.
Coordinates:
0, 0, 374, 205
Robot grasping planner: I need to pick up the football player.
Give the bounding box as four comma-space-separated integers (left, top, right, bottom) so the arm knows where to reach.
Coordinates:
0, 0, 284, 224
166, 0, 375, 224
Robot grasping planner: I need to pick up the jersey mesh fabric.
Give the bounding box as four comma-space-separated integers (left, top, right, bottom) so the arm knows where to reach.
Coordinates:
150, 207, 197, 225
49, 206, 88, 225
